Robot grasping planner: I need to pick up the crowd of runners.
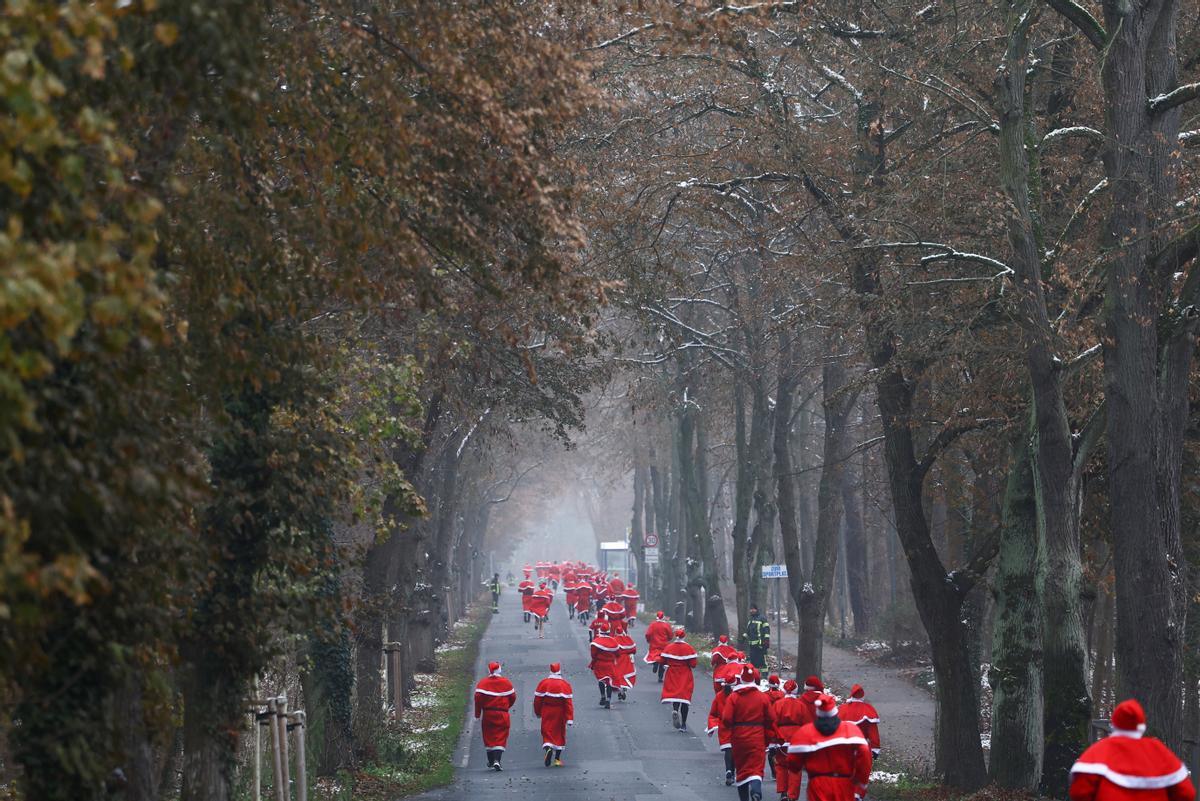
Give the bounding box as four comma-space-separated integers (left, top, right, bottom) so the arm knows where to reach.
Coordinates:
474, 560, 1195, 801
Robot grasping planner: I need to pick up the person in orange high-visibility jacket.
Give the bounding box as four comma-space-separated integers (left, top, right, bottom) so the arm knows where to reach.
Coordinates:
473, 661, 516, 771
785, 694, 872, 801
722, 664, 777, 801
644, 611, 673, 682
533, 663, 574, 767
1069, 699, 1194, 801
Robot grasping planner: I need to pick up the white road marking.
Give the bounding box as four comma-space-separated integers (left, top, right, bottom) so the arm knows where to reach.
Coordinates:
461, 711, 474, 767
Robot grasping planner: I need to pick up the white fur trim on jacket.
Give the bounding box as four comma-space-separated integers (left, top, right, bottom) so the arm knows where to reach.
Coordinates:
1069, 763, 1189, 790
787, 736, 870, 753
475, 688, 515, 697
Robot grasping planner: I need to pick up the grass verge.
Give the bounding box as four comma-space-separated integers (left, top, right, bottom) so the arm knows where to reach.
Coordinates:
319, 602, 490, 801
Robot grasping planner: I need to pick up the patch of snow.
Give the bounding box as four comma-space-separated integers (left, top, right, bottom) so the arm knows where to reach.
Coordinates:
871, 771, 904, 784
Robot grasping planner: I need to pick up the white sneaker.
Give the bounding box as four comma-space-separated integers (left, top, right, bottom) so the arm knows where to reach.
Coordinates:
671, 709, 682, 729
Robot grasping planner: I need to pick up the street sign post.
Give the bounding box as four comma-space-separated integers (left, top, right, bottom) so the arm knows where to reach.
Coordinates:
644, 546, 659, 565
760, 564, 789, 669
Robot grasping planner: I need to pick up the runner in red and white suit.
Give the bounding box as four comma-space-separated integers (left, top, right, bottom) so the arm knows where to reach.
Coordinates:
575, 580, 593, 624
722, 664, 777, 801
798, 676, 824, 726
621, 584, 640, 627
644, 611, 673, 682
772, 680, 807, 799
529, 582, 553, 638
785, 694, 872, 801
601, 597, 627, 626
712, 634, 738, 669
518, 573, 535, 623
473, 661, 516, 771
660, 627, 698, 731
612, 620, 638, 699
1069, 699, 1194, 801
714, 652, 747, 695
533, 663, 575, 767
589, 620, 620, 708
563, 572, 579, 619
708, 671, 739, 786
839, 684, 881, 756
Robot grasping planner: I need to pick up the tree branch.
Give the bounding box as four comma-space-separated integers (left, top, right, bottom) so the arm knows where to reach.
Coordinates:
1149, 83, 1200, 116
1043, 0, 1108, 50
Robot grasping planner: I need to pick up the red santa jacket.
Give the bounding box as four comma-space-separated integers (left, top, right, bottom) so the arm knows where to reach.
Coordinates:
589, 633, 621, 686
659, 639, 698, 704
713, 658, 745, 695
711, 642, 738, 670
529, 587, 553, 619
518, 579, 535, 610
773, 694, 809, 745
786, 720, 872, 801
601, 600, 627, 622
722, 684, 778, 787
473, 673, 516, 750
533, 674, 575, 750
614, 630, 638, 687
621, 586, 640, 616
1069, 733, 1195, 801
644, 619, 673, 663
798, 689, 822, 726
840, 698, 881, 754
573, 583, 592, 611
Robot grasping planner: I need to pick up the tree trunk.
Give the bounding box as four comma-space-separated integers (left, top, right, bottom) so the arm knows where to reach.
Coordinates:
695, 412, 729, 634
989, 433, 1044, 790
1096, 0, 1191, 750
731, 381, 756, 636
795, 351, 857, 677
631, 458, 647, 592
179, 662, 235, 801
843, 430, 869, 636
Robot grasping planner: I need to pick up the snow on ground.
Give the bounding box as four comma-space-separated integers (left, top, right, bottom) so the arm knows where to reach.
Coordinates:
871, 771, 905, 784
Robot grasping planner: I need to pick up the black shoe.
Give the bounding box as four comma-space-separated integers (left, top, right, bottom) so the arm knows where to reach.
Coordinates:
493, 762, 502, 772
544, 747, 553, 767
618, 690, 627, 701
725, 771, 734, 786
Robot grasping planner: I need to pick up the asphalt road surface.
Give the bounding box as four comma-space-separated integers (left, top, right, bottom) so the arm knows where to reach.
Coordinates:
411, 589, 744, 801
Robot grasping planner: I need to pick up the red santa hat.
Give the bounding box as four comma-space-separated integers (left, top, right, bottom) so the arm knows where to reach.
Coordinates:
768, 674, 781, 687
783, 679, 799, 695
599, 620, 611, 632
804, 675, 824, 691
741, 664, 761, 684
718, 634, 729, 643
815, 693, 839, 717
656, 610, 665, 619
1110, 699, 1147, 737
850, 684, 865, 699
488, 661, 501, 675
674, 626, 686, 638
736, 651, 746, 660
549, 662, 561, 674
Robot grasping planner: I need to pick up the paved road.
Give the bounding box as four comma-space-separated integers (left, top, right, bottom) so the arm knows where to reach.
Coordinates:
412, 590, 740, 801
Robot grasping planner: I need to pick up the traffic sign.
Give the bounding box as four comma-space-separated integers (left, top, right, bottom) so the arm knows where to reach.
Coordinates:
644, 532, 658, 548
644, 546, 659, 565
761, 564, 789, 579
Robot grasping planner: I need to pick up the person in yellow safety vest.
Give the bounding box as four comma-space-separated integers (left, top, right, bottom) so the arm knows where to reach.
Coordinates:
490, 573, 502, 614
743, 605, 770, 670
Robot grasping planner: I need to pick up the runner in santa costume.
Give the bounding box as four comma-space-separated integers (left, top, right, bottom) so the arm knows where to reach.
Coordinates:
601, 597, 627, 626
660, 627, 699, 731
621, 584, 640, 627
529, 582, 553, 638
722, 664, 777, 801
473, 662, 516, 771
518, 572, 535, 623
798, 676, 824, 726
708, 671, 739, 786
589, 620, 620, 708
712, 634, 739, 673
839, 684, 880, 756
714, 651, 748, 695
613, 619, 638, 701
772, 680, 807, 800
1069, 699, 1194, 801
644, 611, 673, 682
563, 572, 579, 619
785, 693, 872, 801
574, 580, 593, 624
533, 663, 575, 767
766, 675, 785, 703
